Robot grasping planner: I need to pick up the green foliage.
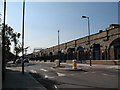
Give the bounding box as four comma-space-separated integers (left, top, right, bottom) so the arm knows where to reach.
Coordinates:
1, 23, 19, 60
2, 23, 29, 61
14, 44, 22, 56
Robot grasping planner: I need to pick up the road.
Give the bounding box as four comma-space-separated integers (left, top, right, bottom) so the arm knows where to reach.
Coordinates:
22, 61, 119, 89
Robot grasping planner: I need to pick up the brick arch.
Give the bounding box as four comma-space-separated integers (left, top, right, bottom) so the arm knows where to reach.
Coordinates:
64, 47, 74, 54
64, 47, 75, 60
49, 52, 53, 56
109, 38, 120, 46
76, 46, 85, 60
108, 38, 120, 60
108, 38, 120, 48
107, 38, 120, 52
77, 46, 84, 51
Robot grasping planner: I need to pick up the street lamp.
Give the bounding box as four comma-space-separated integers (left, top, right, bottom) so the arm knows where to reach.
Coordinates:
57, 30, 60, 66
82, 16, 92, 66
58, 30, 60, 53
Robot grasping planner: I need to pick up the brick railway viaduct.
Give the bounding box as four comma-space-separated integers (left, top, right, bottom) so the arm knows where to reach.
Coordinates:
29, 24, 120, 62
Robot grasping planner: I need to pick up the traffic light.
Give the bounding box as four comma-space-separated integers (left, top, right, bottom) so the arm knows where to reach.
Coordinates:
90, 43, 93, 49
17, 33, 21, 38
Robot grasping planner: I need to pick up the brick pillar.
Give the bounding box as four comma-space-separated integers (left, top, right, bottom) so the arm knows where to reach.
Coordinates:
100, 48, 104, 60
105, 46, 108, 60
91, 49, 93, 60
77, 51, 79, 60
67, 53, 69, 60
110, 46, 115, 60
75, 52, 77, 60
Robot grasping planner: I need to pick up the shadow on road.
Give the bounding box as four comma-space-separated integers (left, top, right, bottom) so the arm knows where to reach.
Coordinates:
29, 72, 118, 90
6, 62, 36, 67
29, 72, 60, 89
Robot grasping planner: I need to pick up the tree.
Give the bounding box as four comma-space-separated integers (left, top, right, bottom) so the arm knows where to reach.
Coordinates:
1, 23, 19, 62
1, 23, 29, 63
14, 41, 29, 62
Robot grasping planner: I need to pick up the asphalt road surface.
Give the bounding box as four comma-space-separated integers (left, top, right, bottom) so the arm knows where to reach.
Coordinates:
22, 61, 119, 89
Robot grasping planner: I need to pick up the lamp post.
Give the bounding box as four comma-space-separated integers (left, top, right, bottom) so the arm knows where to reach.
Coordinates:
82, 16, 92, 66
2, 0, 6, 80
58, 30, 60, 66
22, 0, 25, 74
58, 30, 60, 53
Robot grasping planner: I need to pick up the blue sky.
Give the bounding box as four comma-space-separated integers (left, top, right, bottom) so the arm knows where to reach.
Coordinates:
0, 2, 118, 54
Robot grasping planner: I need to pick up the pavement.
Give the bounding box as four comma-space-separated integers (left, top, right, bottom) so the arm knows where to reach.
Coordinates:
2, 62, 46, 90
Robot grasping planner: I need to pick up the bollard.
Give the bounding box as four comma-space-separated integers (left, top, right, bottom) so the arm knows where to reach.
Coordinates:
72, 60, 77, 69
55, 59, 60, 67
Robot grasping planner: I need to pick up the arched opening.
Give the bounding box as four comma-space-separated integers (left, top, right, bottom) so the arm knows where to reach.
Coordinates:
49, 52, 53, 62
60, 49, 65, 62
53, 51, 58, 61
67, 48, 75, 60
109, 38, 120, 60
93, 43, 100, 60
77, 46, 84, 61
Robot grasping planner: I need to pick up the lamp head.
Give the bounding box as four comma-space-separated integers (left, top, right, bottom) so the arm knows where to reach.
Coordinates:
82, 16, 87, 18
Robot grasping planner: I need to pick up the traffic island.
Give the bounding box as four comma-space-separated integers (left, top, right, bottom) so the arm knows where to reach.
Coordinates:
52, 65, 65, 68
53, 59, 86, 71
58, 67, 86, 71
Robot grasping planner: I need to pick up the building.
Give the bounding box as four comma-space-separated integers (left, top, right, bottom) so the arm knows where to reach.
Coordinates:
31, 24, 120, 62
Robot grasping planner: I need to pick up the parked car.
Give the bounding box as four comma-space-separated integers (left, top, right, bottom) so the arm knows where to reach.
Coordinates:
24, 59, 29, 63
16, 58, 29, 64
16, 58, 23, 64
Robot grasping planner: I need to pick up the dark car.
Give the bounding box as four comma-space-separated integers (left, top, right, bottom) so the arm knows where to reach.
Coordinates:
16, 58, 23, 64
24, 59, 29, 63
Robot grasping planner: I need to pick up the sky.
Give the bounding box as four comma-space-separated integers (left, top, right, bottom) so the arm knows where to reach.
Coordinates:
0, 1, 119, 54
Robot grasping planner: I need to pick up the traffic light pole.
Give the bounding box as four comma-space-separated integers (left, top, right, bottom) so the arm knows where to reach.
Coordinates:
22, 0, 25, 74
2, 0, 6, 80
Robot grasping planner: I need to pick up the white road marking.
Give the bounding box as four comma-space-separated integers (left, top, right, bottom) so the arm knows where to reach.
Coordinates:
107, 66, 120, 70
57, 72, 66, 76
84, 72, 88, 74
40, 69, 48, 72
91, 72, 96, 73
45, 75, 54, 79
50, 67, 54, 70
103, 73, 108, 76
30, 70, 37, 73
70, 74, 75, 76
54, 85, 58, 90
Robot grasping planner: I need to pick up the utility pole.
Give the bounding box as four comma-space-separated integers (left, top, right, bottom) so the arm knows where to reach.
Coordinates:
22, 0, 25, 74
58, 30, 60, 66
2, 0, 6, 80
82, 16, 92, 66
58, 30, 60, 53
